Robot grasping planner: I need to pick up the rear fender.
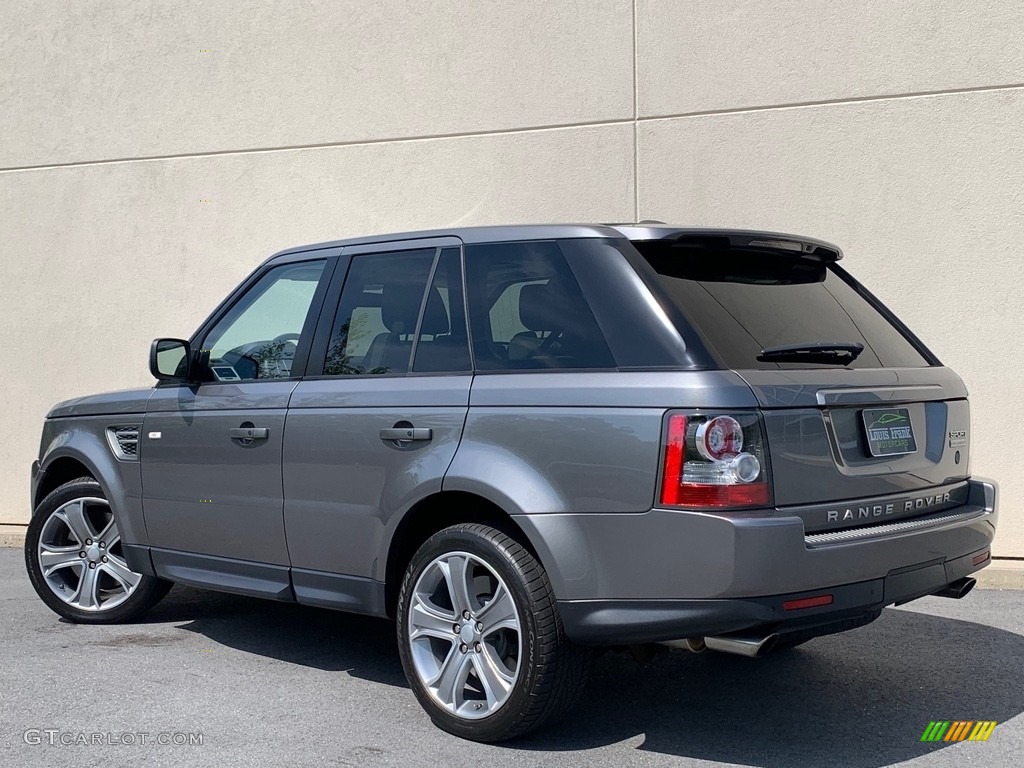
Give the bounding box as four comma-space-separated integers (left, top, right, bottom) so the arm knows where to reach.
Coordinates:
441, 441, 579, 595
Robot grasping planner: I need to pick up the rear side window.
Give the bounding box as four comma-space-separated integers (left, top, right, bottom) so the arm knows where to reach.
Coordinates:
635, 242, 930, 369
323, 249, 434, 376
465, 241, 615, 371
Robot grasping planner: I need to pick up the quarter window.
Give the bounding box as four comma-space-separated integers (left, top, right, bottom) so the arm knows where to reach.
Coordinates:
465, 241, 614, 371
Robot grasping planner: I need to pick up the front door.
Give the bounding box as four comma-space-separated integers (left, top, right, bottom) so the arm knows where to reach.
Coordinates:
142, 253, 334, 596
283, 240, 472, 613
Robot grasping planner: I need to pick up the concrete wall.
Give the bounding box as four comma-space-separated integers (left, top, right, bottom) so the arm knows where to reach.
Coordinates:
2, 1, 1021, 555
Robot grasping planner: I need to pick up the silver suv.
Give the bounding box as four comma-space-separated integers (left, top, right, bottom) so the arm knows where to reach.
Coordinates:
25, 224, 997, 741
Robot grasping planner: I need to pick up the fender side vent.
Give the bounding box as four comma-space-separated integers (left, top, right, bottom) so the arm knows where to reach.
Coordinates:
107, 425, 140, 461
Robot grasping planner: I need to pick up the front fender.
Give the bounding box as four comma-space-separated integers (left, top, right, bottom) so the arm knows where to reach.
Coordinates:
38, 419, 148, 548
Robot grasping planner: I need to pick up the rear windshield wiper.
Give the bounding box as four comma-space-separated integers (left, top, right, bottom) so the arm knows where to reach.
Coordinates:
757, 342, 864, 365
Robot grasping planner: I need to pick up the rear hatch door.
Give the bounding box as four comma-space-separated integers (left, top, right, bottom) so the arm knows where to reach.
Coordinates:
629, 231, 970, 531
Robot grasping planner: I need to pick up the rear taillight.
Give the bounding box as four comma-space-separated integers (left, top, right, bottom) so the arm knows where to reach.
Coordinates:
659, 412, 770, 509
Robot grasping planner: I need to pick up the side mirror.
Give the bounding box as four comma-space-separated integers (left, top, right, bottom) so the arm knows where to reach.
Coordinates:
149, 338, 191, 381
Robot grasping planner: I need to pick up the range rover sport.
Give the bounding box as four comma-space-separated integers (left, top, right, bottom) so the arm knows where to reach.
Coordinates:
25, 224, 997, 742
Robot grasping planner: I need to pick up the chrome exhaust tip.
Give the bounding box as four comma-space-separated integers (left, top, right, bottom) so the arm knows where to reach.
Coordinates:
704, 632, 779, 658
933, 576, 976, 600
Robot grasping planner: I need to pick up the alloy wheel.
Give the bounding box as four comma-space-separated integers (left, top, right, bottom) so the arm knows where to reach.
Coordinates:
407, 551, 522, 719
36, 497, 141, 611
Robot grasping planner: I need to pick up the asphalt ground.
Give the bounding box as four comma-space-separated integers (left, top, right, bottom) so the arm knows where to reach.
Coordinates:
1, 548, 1021, 768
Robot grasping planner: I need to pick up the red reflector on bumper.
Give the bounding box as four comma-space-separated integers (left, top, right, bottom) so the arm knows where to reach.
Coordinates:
972, 551, 990, 566
783, 594, 834, 611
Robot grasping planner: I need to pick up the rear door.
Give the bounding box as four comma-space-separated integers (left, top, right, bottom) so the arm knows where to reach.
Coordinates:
632, 235, 970, 530
282, 238, 472, 613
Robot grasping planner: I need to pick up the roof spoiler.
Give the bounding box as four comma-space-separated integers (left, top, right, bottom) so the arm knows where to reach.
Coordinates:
611, 225, 843, 262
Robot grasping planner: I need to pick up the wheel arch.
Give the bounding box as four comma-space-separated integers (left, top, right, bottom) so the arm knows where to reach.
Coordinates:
382, 490, 546, 619
34, 455, 97, 510
36, 430, 148, 548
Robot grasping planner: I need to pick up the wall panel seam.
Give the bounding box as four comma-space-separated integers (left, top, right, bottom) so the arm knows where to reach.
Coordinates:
632, 0, 640, 221
638, 81, 1024, 123
6, 80, 1021, 175
0, 118, 635, 174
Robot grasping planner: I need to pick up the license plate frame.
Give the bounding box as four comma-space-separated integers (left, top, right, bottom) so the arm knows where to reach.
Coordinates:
862, 407, 917, 457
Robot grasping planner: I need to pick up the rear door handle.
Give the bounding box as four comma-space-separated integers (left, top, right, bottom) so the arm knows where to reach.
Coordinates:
229, 427, 269, 440
379, 427, 432, 442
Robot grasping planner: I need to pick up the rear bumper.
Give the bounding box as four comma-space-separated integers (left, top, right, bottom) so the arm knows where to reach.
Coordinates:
514, 478, 997, 645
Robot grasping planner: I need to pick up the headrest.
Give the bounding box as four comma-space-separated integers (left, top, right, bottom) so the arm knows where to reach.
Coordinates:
381, 281, 424, 333
519, 282, 561, 331
382, 283, 449, 335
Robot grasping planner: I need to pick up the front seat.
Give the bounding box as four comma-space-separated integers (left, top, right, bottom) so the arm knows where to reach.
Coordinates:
363, 284, 450, 373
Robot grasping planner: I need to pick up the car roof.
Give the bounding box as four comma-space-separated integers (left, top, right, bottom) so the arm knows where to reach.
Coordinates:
266, 223, 842, 263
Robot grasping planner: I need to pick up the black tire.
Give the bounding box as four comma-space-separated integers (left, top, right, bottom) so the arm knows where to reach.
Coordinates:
396, 523, 590, 742
25, 477, 172, 624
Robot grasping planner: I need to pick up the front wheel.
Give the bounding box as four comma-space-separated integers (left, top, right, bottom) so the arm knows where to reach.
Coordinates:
25, 477, 172, 624
396, 523, 589, 742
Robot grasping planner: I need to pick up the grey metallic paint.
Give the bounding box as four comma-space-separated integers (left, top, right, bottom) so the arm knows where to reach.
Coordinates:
29, 225, 999, 645
46, 387, 154, 419
143, 381, 298, 566
284, 375, 471, 584
516, 478, 995, 603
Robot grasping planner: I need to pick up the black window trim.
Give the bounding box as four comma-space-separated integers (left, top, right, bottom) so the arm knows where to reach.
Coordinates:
407, 247, 443, 374
830, 263, 941, 367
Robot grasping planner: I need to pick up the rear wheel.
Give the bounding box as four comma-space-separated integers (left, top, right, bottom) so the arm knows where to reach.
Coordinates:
396, 523, 589, 742
25, 477, 171, 624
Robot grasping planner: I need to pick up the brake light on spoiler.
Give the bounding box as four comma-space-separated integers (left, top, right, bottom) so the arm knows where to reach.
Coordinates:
659, 412, 771, 509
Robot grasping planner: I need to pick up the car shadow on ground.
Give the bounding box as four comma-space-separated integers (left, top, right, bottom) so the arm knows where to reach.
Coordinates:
153, 586, 1022, 767
145, 584, 408, 687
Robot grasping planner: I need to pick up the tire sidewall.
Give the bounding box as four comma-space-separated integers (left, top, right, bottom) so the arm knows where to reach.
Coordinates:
396, 525, 545, 740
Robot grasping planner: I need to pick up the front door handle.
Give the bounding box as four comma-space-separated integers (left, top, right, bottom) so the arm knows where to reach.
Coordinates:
229, 427, 269, 440
379, 427, 432, 442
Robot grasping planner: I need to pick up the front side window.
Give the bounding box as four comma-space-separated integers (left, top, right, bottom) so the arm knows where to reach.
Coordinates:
323, 249, 435, 376
465, 241, 614, 371
201, 260, 326, 381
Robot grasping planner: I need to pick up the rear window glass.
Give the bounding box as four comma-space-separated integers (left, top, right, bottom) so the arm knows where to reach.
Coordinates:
635, 243, 930, 369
